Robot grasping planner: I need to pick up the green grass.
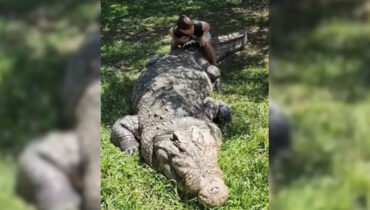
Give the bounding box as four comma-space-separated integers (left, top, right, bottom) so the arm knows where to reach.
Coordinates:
101, 0, 269, 209
270, 1, 370, 209
0, 156, 36, 210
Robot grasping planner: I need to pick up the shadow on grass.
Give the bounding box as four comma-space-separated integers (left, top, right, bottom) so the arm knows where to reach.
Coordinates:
101, 0, 268, 68
101, 73, 136, 126
220, 52, 268, 102
102, 0, 267, 41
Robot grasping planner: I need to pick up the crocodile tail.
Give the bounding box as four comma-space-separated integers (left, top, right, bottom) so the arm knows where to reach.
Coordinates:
213, 29, 248, 61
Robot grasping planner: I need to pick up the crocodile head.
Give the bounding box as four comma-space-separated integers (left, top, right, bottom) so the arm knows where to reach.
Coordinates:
153, 119, 228, 207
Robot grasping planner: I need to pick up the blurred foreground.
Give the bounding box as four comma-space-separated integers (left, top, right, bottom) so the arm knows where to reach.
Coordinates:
270, 0, 370, 209
0, 0, 100, 209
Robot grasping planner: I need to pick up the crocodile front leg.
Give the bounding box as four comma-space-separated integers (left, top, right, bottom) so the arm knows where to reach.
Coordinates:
16, 131, 82, 210
204, 97, 232, 127
111, 115, 140, 155
206, 65, 225, 90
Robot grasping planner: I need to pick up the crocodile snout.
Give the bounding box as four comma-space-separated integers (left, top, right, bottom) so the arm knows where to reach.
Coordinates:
198, 176, 228, 207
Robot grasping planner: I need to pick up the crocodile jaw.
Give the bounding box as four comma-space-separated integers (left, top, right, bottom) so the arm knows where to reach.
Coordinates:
198, 176, 228, 207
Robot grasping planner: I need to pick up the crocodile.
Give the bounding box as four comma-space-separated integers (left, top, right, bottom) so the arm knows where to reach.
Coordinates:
111, 30, 247, 207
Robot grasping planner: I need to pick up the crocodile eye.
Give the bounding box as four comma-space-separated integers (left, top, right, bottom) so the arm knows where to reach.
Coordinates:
172, 133, 186, 152
172, 133, 179, 141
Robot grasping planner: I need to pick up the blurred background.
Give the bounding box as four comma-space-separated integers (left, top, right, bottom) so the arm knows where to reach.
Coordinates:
270, 0, 370, 209
0, 0, 99, 209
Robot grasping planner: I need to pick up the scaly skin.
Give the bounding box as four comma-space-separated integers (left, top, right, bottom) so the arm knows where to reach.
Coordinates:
111, 31, 247, 207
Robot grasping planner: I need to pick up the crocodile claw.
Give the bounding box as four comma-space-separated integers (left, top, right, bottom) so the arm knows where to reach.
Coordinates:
214, 78, 224, 90
124, 146, 139, 155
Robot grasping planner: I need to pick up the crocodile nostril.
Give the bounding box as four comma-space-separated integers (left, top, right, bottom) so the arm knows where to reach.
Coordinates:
209, 186, 220, 194
198, 177, 228, 206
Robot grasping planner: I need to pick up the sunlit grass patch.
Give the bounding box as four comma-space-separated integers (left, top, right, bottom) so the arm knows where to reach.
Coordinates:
0, 157, 35, 210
